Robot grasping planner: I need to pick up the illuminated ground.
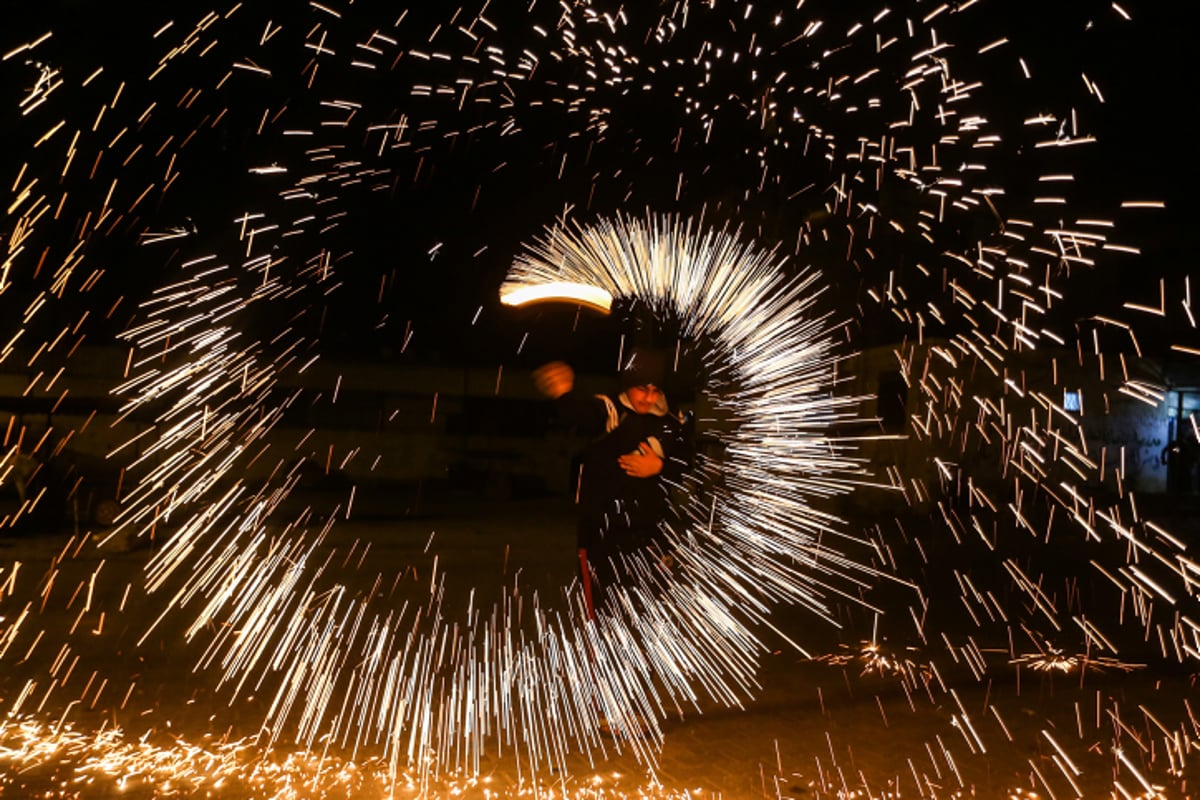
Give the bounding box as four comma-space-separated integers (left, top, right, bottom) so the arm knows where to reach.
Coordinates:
1, 491, 1194, 799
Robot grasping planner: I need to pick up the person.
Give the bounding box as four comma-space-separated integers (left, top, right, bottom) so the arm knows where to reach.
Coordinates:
533, 347, 686, 620
1162, 435, 1198, 495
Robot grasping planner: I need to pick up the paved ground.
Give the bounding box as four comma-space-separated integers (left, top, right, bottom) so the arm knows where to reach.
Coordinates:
1, 488, 1196, 798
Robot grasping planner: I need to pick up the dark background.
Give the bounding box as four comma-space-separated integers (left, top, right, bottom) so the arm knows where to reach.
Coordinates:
2, 1, 1193, 371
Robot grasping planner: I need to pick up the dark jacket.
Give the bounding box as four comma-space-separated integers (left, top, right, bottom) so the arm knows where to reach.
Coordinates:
555, 388, 687, 555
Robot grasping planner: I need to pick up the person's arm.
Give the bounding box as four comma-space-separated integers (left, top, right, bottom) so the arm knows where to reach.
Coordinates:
532, 361, 574, 399
619, 415, 690, 480
618, 442, 663, 478
533, 361, 610, 434
670, 412, 695, 480
654, 415, 690, 484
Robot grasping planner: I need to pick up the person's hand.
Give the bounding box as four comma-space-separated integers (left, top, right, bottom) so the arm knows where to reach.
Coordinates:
619, 441, 663, 478
533, 361, 574, 399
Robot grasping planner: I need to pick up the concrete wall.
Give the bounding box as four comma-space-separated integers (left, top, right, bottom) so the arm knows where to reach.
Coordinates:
835, 341, 1173, 506
2, 347, 597, 501
2, 343, 1183, 516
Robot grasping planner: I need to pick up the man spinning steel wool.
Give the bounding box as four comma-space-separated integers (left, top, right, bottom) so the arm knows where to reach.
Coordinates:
534, 348, 688, 620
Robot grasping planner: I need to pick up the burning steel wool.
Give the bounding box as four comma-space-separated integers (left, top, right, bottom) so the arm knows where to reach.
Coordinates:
0, 0, 1196, 798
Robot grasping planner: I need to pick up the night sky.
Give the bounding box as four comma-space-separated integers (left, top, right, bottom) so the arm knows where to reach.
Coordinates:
2, 1, 1194, 367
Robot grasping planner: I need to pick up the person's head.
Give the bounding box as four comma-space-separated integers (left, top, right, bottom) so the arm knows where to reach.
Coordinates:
620, 347, 667, 413
624, 382, 662, 414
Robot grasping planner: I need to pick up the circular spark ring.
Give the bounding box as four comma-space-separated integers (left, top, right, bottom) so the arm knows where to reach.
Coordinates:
168, 213, 877, 770
2, 4, 882, 775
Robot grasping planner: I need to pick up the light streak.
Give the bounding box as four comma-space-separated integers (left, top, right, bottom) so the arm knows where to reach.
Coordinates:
499, 281, 614, 315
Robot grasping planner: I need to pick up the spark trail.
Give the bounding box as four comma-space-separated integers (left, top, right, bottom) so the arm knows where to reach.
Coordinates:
0, 1, 1195, 797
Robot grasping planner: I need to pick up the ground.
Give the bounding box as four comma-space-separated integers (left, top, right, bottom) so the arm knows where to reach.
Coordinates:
0, 488, 1195, 799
